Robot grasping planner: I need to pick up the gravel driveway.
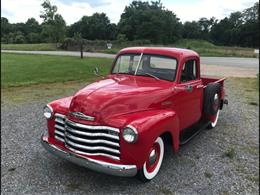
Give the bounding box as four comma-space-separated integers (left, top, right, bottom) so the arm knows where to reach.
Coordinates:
1, 80, 259, 194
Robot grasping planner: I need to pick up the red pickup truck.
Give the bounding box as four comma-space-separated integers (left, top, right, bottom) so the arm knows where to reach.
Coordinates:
41, 47, 228, 181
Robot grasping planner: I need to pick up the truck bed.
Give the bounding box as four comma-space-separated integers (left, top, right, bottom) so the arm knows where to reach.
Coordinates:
201, 76, 226, 87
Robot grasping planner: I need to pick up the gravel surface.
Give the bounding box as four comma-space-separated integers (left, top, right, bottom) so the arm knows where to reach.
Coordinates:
2, 50, 259, 68
1, 80, 259, 194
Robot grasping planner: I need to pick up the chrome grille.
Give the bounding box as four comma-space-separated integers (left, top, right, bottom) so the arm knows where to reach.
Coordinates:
54, 113, 66, 142
54, 113, 120, 160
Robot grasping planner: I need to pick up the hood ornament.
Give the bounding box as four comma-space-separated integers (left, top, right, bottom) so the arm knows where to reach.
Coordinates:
70, 112, 95, 121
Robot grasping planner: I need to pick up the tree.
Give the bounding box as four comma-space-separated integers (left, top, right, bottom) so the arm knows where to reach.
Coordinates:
40, 0, 66, 43
183, 21, 201, 39
68, 13, 116, 40
210, 2, 259, 47
25, 18, 41, 34
198, 17, 217, 40
118, 0, 182, 44
1, 17, 13, 37
14, 31, 25, 43
27, 32, 41, 43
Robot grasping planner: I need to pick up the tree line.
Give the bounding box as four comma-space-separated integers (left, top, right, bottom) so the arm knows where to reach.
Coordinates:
1, 0, 259, 48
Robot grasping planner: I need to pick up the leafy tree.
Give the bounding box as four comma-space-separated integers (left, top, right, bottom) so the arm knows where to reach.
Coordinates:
1, 17, 13, 37
68, 13, 116, 40
25, 18, 42, 34
182, 21, 201, 39
210, 2, 259, 47
118, 0, 182, 44
27, 32, 41, 43
40, 0, 66, 43
14, 31, 26, 43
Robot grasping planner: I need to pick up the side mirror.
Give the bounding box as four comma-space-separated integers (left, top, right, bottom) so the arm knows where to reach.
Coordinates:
94, 67, 99, 76
94, 67, 105, 78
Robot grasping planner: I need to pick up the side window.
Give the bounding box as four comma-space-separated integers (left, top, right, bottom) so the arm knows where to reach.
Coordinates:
180, 60, 197, 82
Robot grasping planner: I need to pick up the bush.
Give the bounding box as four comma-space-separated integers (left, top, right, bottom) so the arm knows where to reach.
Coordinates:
27, 33, 41, 43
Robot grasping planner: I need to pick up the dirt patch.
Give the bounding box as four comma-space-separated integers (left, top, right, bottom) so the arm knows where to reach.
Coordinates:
201, 64, 258, 78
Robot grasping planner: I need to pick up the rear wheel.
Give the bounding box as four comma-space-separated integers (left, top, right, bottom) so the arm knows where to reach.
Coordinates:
207, 93, 220, 129
138, 137, 164, 182
208, 109, 220, 129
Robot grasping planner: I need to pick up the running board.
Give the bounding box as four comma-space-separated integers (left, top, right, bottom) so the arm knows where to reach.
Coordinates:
180, 120, 210, 145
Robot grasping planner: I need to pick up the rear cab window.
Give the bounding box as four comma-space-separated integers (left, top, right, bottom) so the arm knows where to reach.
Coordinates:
180, 59, 198, 83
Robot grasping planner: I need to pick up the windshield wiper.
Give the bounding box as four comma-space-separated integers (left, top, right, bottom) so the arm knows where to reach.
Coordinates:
137, 70, 160, 80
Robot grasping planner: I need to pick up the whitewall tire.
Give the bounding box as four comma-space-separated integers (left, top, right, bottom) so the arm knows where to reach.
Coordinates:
138, 137, 164, 182
208, 109, 220, 129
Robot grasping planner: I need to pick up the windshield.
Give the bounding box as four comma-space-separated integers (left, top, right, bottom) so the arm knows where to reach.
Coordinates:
112, 53, 178, 81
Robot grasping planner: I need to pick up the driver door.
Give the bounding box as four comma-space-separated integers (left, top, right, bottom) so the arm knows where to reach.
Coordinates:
177, 59, 203, 130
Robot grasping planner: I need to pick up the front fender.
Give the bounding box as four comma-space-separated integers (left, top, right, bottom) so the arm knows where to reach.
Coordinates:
104, 109, 180, 169
47, 96, 73, 138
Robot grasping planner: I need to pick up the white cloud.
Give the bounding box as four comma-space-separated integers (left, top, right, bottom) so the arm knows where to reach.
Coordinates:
164, 0, 257, 22
2, 0, 43, 23
1, 0, 257, 25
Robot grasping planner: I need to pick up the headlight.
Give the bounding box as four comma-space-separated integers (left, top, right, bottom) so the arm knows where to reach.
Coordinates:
43, 105, 53, 119
122, 125, 138, 143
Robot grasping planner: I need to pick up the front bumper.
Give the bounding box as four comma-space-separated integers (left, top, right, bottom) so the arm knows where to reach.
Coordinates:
41, 136, 137, 177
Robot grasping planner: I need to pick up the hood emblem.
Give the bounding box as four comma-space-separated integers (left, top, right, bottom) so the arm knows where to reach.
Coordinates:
70, 112, 95, 121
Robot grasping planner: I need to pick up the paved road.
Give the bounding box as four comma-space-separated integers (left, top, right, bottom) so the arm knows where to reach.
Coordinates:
2, 50, 259, 69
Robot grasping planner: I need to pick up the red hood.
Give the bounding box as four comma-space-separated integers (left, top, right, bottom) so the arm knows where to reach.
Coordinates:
69, 74, 174, 123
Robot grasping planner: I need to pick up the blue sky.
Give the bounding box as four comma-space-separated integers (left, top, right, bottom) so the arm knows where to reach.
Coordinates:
1, 0, 257, 25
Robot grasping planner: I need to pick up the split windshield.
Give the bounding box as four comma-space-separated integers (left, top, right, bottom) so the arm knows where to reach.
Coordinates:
112, 53, 178, 81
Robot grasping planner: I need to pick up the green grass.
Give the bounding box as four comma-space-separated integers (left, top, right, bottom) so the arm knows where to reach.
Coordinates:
204, 171, 213, 179
174, 39, 217, 49
1, 53, 112, 88
222, 148, 236, 159
1, 43, 58, 51
230, 77, 259, 106
98, 39, 257, 58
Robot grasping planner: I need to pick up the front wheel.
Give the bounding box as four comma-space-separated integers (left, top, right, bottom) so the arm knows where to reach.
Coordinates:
138, 137, 164, 182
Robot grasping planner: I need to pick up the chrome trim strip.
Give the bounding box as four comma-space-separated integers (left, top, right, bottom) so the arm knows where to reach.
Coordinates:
66, 119, 120, 133
66, 126, 119, 140
54, 135, 64, 142
55, 118, 65, 124
55, 130, 64, 137
55, 113, 66, 119
55, 124, 65, 131
70, 112, 95, 121
126, 125, 138, 135
134, 52, 143, 75
41, 137, 136, 176
65, 144, 120, 160
66, 132, 120, 147
65, 139, 120, 154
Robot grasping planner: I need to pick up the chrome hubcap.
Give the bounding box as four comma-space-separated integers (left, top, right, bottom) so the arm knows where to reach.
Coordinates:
214, 94, 219, 101
149, 149, 157, 165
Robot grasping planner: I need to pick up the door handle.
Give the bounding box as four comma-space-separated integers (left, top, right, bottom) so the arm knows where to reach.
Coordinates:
186, 85, 193, 92
196, 84, 204, 89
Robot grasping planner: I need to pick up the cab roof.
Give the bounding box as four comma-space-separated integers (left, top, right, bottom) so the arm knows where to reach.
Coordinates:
118, 47, 199, 59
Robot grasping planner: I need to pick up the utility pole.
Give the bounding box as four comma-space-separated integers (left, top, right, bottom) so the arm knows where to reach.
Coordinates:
80, 41, 83, 59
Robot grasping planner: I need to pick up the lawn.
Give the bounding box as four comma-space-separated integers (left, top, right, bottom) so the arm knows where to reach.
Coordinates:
1, 43, 58, 51
1, 53, 112, 88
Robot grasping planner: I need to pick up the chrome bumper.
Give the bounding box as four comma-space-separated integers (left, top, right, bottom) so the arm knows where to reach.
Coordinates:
41, 136, 137, 177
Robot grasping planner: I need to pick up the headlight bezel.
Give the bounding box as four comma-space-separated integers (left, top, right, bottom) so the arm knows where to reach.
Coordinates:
43, 105, 54, 119
122, 125, 138, 143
